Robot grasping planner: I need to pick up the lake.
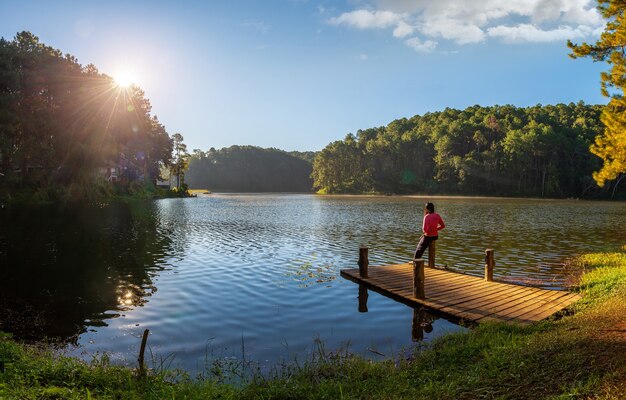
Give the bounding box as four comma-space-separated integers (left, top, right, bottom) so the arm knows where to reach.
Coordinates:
1, 195, 625, 373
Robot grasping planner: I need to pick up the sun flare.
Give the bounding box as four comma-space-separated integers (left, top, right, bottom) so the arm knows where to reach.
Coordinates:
113, 69, 136, 88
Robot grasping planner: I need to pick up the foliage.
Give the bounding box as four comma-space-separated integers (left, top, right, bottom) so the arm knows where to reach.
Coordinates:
170, 132, 189, 190
568, 0, 626, 188
186, 145, 314, 192
0, 32, 174, 203
311, 103, 614, 197
288, 150, 318, 164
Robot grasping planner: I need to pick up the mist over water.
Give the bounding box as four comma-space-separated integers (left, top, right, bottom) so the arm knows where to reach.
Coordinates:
1, 195, 625, 372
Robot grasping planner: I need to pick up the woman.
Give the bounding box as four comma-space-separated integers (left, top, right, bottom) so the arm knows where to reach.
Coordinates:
414, 202, 445, 260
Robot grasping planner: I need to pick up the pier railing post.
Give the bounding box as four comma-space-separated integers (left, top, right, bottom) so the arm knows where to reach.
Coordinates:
358, 247, 369, 278
428, 240, 436, 268
413, 258, 425, 299
485, 249, 494, 281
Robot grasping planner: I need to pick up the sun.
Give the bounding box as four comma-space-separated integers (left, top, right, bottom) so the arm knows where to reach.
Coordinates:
113, 69, 136, 88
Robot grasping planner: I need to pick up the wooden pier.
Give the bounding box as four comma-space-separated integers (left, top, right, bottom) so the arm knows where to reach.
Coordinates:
341, 248, 581, 325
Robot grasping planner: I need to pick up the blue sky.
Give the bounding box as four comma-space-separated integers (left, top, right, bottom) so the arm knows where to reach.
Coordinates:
0, 0, 608, 151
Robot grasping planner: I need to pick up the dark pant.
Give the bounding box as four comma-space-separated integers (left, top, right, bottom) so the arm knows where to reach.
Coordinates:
414, 235, 438, 259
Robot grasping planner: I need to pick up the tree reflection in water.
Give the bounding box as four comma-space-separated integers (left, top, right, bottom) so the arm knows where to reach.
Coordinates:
0, 202, 171, 343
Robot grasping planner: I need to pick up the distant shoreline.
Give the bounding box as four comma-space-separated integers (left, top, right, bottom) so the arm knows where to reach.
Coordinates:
188, 191, 591, 202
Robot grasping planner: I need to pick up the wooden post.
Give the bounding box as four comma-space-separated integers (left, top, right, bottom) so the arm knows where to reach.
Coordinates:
428, 240, 436, 268
138, 328, 150, 376
411, 308, 423, 342
485, 249, 494, 281
358, 284, 368, 313
358, 247, 369, 278
413, 258, 425, 299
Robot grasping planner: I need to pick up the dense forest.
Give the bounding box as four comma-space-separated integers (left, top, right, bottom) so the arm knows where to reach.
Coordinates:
0, 32, 174, 203
1, 33, 623, 200
311, 103, 624, 198
186, 146, 313, 192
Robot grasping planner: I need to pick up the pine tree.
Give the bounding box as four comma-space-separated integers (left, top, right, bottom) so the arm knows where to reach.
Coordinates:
171, 133, 189, 190
568, 0, 626, 187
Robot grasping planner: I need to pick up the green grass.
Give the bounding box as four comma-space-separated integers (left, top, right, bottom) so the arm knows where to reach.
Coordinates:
1, 250, 625, 399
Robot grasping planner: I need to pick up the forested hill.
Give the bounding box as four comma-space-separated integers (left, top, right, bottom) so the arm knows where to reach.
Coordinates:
186, 146, 314, 192
0, 32, 173, 203
312, 103, 620, 198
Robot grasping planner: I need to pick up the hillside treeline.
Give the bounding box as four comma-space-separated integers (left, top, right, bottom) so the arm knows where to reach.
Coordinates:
0, 32, 173, 202
186, 146, 313, 192
312, 103, 620, 198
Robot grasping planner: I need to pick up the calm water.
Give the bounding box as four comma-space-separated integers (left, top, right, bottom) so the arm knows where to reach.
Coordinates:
1, 195, 625, 372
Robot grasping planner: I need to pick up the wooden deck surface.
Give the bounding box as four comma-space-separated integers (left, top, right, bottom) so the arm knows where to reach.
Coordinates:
341, 263, 581, 325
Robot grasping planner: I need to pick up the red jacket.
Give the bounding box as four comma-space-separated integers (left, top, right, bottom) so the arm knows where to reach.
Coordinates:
423, 212, 445, 236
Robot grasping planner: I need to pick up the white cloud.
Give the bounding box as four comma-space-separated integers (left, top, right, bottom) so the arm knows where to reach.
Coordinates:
405, 37, 437, 52
487, 23, 598, 43
420, 17, 486, 44
328, 0, 603, 53
393, 20, 415, 38
359, 53, 369, 60
328, 9, 404, 29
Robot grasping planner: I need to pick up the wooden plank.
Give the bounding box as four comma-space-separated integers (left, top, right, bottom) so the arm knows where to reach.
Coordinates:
384, 278, 497, 299
488, 290, 570, 320
340, 262, 581, 325
424, 286, 524, 309
341, 270, 442, 310
434, 284, 541, 306
429, 282, 534, 308
468, 288, 556, 317
366, 269, 473, 290
350, 269, 522, 307
348, 267, 526, 303
508, 293, 581, 323
401, 280, 494, 300
440, 287, 547, 321
366, 275, 412, 286
368, 268, 415, 278
476, 292, 574, 324
368, 263, 470, 279
426, 279, 525, 297
367, 269, 412, 278
366, 265, 458, 279
368, 266, 411, 274
394, 282, 528, 310
422, 274, 493, 291
351, 264, 475, 284
473, 290, 568, 322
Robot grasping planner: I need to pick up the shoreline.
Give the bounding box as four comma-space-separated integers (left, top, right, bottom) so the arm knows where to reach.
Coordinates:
1, 248, 624, 398
190, 191, 610, 202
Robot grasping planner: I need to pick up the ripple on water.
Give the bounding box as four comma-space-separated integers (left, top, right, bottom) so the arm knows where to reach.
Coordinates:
5, 195, 625, 372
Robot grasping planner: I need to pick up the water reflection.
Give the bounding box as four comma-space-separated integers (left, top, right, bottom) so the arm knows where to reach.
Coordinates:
411, 308, 435, 342
354, 284, 438, 343
0, 202, 171, 342
358, 284, 368, 313
1, 195, 625, 371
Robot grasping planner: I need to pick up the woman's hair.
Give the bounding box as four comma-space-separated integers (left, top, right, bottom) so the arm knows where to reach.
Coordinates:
425, 202, 435, 213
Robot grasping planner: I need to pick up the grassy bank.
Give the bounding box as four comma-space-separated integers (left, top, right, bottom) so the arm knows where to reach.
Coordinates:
1, 251, 625, 399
